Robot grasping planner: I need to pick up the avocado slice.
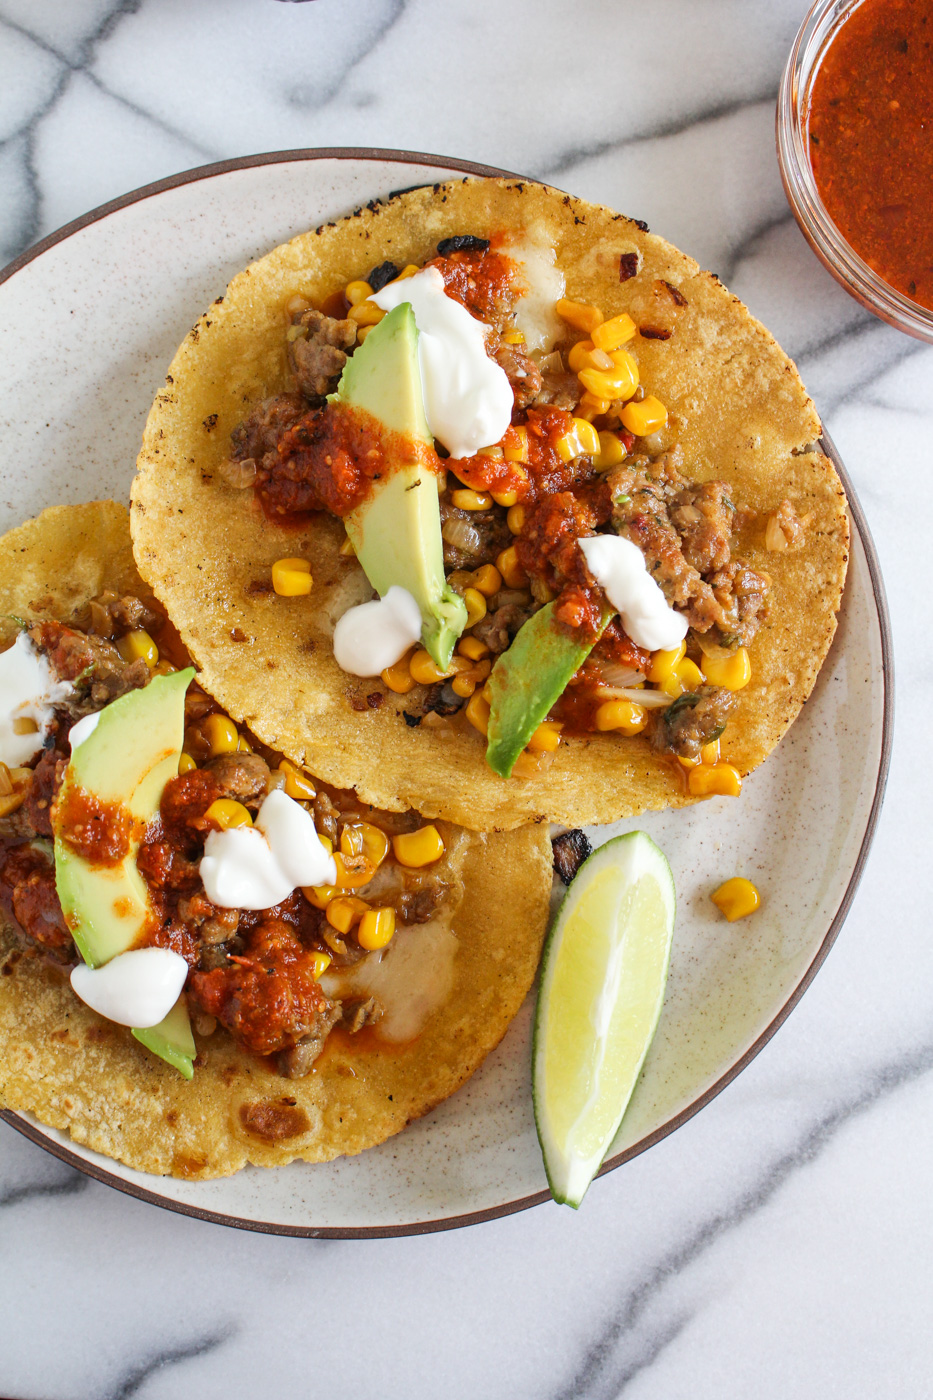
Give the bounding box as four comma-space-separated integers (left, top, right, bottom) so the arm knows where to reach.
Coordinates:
330, 303, 467, 669
53, 667, 196, 1076
485, 605, 611, 778
133, 996, 196, 1081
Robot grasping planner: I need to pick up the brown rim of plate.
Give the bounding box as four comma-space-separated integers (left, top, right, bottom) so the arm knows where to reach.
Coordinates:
0, 150, 893, 1238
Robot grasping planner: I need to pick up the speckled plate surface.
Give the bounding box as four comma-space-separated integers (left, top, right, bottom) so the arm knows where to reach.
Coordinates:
0, 151, 891, 1236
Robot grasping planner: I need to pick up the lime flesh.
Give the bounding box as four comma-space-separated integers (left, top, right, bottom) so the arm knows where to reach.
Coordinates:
533, 831, 675, 1207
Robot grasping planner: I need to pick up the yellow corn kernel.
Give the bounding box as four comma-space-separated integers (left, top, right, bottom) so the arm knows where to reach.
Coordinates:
592, 312, 637, 352
333, 851, 377, 889
318, 833, 334, 854
205, 798, 253, 830
357, 907, 396, 951
700, 738, 721, 765
687, 763, 743, 798
326, 895, 370, 935
271, 557, 313, 597
347, 300, 384, 326
620, 394, 668, 436
381, 651, 416, 694
462, 587, 487, 628
503, 426, 529, 463
409, 649, 452, 686
392, 825, 446, 868
527, 720, 563, 753
594, 700, 648, 735
571, 416, 601, 456
594, 430, 626, 471
507, 504, 527, 535
152, 659, 177, 677
496, 545, 527, 589
577, 366, 632, 401
677, 658, 705, 690
116, 629, 159, 669
178, 751, 197, 775
451, 488, 493, 511
471, 564, 502, 597
236, 733, 253, 753
647, 641, 686, 683
478, 445, 505, 461
340, 824, 363, 857
277, 758, 317, 800
310, 951, 332, 980
303, 883, 339, 909
702, 647, 751, 691
344, 279, 373, 306
575, 391, 612, 422
465, 691, 490, 736
356, 324, 374, 344
490, 475, 527, 508
202, 713, 239, 756
607, 349, 640, 400
458, 635, 490, 661
567, 340, 613, 373
711, 876, 760, 921
394, 264, 419, 281
357, 821, 390, 868
556, 298, 604, 334
678, 753, 700, 769
502, 329, 526, 345
339, 534, 357, 556
510, 748, 552, 779
452, 675, 476, 698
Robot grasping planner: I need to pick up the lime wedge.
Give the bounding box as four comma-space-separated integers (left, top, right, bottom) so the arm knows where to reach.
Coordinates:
533, 831, 675, 1207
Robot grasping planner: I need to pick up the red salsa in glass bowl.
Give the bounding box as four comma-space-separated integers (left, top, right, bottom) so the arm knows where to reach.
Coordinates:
777, 0, 933, 342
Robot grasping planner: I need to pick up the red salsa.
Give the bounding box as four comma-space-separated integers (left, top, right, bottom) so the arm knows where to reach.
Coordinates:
808, 0, 933, 310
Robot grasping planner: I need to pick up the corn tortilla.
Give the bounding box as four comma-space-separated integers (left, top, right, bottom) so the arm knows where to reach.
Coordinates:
0, 503, 553, 1177
132, 178, 849, 831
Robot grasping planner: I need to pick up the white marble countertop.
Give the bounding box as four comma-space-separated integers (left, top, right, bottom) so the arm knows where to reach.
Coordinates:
1, 2, 930, 1396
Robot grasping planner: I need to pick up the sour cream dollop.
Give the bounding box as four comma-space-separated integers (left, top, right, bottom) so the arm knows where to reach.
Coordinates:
68, 710, 101, 750
200, 788, 337, 911
371, 265, 513, 459
333, 585, 423, 678
70, 947, 189, 1029
0, 633, 73, 766
579, 535, 689, 653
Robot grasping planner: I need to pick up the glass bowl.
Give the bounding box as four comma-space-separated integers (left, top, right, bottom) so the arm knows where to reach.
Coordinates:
776, 0, 933, 343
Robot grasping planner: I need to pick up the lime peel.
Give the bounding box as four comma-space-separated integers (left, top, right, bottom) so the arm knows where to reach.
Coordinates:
533, 830, 675, 1207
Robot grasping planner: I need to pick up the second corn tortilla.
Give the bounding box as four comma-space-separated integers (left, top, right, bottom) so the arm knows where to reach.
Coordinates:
132, 178, 849, 831
0, 502, 554, 1178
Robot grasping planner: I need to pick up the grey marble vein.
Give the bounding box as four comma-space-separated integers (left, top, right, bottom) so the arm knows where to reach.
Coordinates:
285, 0, 407, 112
0, 1167, 88, 1209
558, 1042, 933, 1400
104, 1329, 235, 1400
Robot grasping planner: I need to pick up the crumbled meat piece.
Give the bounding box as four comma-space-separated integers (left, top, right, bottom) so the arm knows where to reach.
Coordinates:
440, 502, 511, 570
653, 686, 735, 760
184, 689, 213, 724
0, 843, 72, 959
397, 881, 449, 925
472, 600, 536, 654
706, 562, 771, 646
669, 480, 734, 575
533, 367, 581, 410
552, 829, 593, 885
204, 752, 271, 805
71, 591, 159, 639
158, 769, 223, 840
341, 996, 383, 1034
30, 621, 149, 701
312, 791, 340, 844
135, 840, 202, 893
230, 393, 307, 474
495, 341, 543, 409
287, 308, 357, 400
765, 498, 807, 551
422, 682, 464, 718
176, 893, 239, 946
24, 749, 66, 838
276, 1000, 344, 1077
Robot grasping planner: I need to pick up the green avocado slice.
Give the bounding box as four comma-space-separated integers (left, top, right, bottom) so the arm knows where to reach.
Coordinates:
330, 302, 467, 669
485, 604, 612, 778
53, 667, 197, 1077
132, 996, 196, 1081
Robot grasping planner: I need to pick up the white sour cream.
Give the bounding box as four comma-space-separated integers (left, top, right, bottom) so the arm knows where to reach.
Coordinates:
509, 234, 566, 353
371, 265, 513, 459
68, 710, 101, 750
200, 788, 337, 911
70, 947, 189, 1029
0, 633, 73, 766
332, 585, 423, 678
579, 535, 689, 652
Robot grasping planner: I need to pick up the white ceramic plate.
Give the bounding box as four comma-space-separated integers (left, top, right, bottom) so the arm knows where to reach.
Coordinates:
0, 151, 891, 1236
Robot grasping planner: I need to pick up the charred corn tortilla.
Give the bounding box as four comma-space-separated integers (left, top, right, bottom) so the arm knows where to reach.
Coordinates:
132, 178, 849, 832
0, 502, 553, 1177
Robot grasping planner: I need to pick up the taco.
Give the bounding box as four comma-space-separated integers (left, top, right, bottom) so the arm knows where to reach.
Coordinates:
132, 178, 848, 831
0, 502, 552, 1178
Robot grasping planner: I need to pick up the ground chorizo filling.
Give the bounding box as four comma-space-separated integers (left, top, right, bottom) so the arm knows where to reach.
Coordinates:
227, 233, 809, 780
0, 595, 453, 1076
